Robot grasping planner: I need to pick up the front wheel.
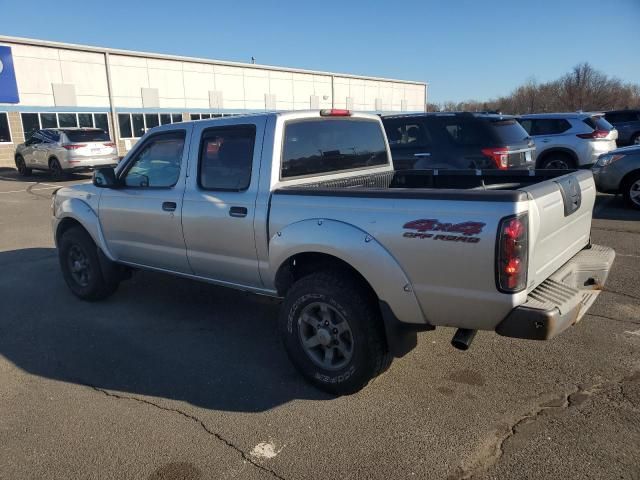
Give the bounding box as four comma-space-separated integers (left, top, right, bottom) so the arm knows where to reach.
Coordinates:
15, 155, 32, 176
279, 271, 391, 395
622, 172, 640, 210
59, 227, 119, 301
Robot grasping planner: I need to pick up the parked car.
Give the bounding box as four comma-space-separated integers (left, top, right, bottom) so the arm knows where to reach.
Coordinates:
52, 110, 614, 394
15, 128, 118, 178
517, 113, 617, 169
381, 112, 535, 170
593, 145, 640, 209
603, 110, 640, 146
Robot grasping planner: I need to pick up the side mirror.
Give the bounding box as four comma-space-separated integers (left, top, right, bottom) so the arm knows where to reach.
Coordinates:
93, 167, 119, 188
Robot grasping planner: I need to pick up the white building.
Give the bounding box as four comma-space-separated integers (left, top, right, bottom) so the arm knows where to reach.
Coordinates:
0, 36, 427, 166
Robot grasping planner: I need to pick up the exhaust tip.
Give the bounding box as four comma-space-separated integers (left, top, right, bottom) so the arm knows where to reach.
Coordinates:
451, 328, 477, 351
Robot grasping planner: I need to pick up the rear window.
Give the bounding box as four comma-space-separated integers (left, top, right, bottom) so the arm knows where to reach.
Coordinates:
583, 116, 614, 131
439, 119, 488, 146
64, 130, 110, 142
281, 119, 388, 178
489, 119, 530, 144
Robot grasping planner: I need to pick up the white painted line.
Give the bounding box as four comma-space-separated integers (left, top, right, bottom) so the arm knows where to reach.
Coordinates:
625, 329, 640, 337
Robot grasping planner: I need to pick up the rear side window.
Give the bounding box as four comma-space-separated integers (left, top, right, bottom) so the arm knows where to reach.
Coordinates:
383, 119, 431, 148
439, 118, 488, 146
198, 125, 256, 191
584, 116, 614, 131
281, 119, 388, 178
64, 130, 110, 142
530, 119, 571, 136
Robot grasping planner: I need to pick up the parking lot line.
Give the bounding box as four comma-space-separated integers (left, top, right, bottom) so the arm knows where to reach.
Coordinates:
0, 186, 59, 194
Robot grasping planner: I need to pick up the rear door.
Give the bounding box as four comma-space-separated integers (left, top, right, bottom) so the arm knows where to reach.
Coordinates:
181, 117, 266, 288
99, 128, 191, 273
520, 170, 595, 290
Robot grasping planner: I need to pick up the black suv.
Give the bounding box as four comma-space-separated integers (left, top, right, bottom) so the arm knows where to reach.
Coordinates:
381, 112, 534, 170
604, 110, 640, 146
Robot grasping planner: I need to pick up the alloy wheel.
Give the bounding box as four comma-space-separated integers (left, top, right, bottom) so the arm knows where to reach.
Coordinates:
630, 179, 640, 207
298, 302, 354, 371
67, 244, 92, 287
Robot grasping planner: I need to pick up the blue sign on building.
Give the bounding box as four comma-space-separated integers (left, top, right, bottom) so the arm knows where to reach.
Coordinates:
0, 46, 20, 103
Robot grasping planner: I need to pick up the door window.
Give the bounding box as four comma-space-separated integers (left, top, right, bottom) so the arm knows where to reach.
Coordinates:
123, 132, 185, 188
198, 126, 256, 191
383, 119, 431, 148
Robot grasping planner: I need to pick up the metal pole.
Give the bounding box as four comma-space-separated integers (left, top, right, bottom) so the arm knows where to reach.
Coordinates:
103, 51, 120, 155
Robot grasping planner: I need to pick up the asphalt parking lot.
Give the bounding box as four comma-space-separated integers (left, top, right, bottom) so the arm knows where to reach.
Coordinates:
0, 168, 638, 480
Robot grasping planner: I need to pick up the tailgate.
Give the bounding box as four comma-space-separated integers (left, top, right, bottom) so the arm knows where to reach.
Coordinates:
520, 170, 596, 291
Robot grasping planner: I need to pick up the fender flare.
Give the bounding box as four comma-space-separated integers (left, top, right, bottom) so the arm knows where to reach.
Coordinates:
54, 197, 115, 261
267, 219, 427, 327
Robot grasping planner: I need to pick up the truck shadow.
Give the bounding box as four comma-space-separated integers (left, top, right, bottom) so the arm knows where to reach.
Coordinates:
593, 194, 640, 221
0, 248, 330, 412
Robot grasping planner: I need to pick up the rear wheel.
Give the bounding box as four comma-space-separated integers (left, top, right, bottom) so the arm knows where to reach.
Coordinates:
279, 271, 391, 395
49, 158, 65, 180
540, 153, 576, 170
622, 171, 640, 210
15, 155, 32, 176
59, 226, 119, 301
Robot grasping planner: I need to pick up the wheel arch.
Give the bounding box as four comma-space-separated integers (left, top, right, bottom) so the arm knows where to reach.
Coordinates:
54, 198, 114, 260
536, 147, 578, 168
620, 168, 640, 191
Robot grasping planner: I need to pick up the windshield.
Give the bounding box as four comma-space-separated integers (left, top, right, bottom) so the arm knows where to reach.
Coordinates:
64, 130, 110, 143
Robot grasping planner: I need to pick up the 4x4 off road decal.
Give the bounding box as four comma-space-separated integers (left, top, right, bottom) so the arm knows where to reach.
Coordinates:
403, 219, 485, 243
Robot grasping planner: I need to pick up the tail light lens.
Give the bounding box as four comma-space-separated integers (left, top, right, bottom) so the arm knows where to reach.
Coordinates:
62, 144, 87, 150
577, 129, 609, 139
496, 213, 528, 292
481, 147, 509, 169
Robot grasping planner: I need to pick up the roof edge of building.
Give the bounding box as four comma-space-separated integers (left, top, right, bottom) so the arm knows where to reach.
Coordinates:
0, 35, 428, 87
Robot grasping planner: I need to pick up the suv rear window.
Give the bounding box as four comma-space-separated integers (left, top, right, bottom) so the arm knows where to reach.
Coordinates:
64, 130, 110, 142
439, 119, 487, 146
583, 116, 614, 131
281, 119, 388, 178
489, 119, 530, 144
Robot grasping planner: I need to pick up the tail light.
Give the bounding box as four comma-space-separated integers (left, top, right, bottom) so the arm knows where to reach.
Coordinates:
481, 147, 509, 169
320, 109, 351, 117
577, 129, 609, 139
103, 142, 116, 147
62, 144, 87, 150
496, 213, 528, 292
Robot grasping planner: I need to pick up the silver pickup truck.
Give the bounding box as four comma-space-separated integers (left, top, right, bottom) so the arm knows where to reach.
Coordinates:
52, 110, 615, 394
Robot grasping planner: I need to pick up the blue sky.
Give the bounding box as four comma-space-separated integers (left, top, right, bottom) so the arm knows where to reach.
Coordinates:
1, 0, 638, 103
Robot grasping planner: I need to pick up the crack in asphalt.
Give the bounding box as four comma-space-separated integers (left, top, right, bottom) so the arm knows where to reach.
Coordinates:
448, 373, 639, 480
603, 288, 640, 303
592, 227, 640, 235
86, 385, 286, 480
588, 313, 640, 326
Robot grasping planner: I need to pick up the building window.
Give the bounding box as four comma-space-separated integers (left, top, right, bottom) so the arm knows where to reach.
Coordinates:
117, 113, 183, 138
20, 112, 112, 139
0, 113, 12, 143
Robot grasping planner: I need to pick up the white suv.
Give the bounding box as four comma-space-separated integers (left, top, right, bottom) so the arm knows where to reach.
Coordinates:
518, 113, 617, 169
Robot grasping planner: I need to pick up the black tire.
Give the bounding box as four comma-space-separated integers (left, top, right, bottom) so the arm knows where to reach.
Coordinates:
58, 226, 119, 301
49, 157, 66, 180
622, 171, 640, 210
631, 133, 640, 146
279, 271, 391, 395
15, 155, 32, 176
539, 153, 576, 170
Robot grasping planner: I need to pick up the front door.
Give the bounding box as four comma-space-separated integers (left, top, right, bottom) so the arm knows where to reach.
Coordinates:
181, 119, 265, 288
383, 118, 434, 169
98, 128, 192, 273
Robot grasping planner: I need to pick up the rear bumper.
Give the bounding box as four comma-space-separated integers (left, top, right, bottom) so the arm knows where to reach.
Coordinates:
496, 244, 615, 340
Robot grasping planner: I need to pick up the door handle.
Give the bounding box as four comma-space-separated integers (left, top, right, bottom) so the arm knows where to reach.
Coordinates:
229, 206, 248, 218
414, 153, 431, 157
162, 201, 177, 212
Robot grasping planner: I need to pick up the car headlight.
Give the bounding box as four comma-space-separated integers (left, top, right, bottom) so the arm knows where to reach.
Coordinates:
595, 153, 625, 167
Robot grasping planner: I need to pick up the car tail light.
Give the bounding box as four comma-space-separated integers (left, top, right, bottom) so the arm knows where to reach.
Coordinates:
496, 213, 528, 292
481, 147, 509, 169
577, 129, 609, 139
319, 109, 351, 116
62, 144, 87, 150
103, 142, 116, 147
